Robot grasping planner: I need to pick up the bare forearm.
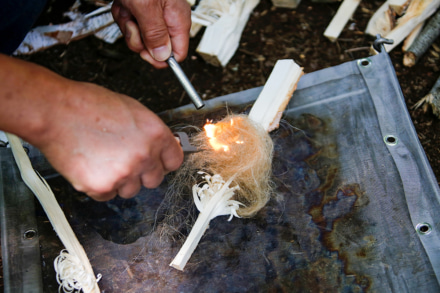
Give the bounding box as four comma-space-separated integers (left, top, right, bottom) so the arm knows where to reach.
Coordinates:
0, 53, 183, 200
0, 53, 69, 146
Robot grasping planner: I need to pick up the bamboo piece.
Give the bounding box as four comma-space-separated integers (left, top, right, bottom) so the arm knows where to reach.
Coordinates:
323, 0, 362, 42
271, 0, 302, 9
413, 75, 440, 117
402, 20, 424, 51
6, 134, 100, 293
196, 0, 260, 67
249, 59, 304, 132
365, 1, 396, 37
379, 0, 440, 52
403, 8, 440, 66
389, 0, 411, 15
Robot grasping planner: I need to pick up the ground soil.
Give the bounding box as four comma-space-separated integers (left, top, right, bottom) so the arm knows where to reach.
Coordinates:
2, 0, 440, 290
21, 0, 440, 181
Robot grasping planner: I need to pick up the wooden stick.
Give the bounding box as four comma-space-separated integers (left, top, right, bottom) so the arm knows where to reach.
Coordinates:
170, 59, 303, 271
196, 0, 260, 67
248, 59, 304, 132
413, 74, 440, 117
389, 0, 411, 15
271, 0, 302, 9
365, 1, 396, 37
403, 8, 440, 66
6, 134, 100, 293
170, 174, 240, 270
380, 0, 440, 52
324, 0, 362, 42
402, 20, 424, 51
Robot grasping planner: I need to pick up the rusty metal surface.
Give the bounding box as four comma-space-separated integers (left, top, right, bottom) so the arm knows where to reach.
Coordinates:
4, 50, 440, 292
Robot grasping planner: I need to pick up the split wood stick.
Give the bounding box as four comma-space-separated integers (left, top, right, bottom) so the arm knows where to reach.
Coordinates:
6, 133, 100, 293
379, 0, 440, 52
323, 0, 362, 42
403, 9, 440, 66
413, 75, 440, 117
365, 1, 396, 37
196, 0, 260, 67
402, 20, 424, 51
271, 0, 302, 9
170, 59, 303, 271
189, 0, 225, 37
170, 174, 239, 270
389, 0, 411, 15
249, 59, 304, 132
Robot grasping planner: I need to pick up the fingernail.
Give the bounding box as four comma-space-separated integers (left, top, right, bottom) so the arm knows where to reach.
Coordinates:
151, 45, 171, 62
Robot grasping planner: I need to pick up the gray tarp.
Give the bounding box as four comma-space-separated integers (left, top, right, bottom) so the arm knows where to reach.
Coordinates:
1, 49, 439, 292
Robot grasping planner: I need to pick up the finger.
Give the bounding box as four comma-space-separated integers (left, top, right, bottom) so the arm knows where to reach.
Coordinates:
140, 166, 165, 189
117, 177, 142, 199
111, 3, 131, 36
161, 136, 184, 173
164, 0, 191, 62
131, 2, 172, 61
139, 50, 169, 69
87, 190, 118, 202
125, 20, 144, 53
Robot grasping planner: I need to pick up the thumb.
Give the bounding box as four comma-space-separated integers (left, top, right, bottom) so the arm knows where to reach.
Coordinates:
135, 5, 172, 62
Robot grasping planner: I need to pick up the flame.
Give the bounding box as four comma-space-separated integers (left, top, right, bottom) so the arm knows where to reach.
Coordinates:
203, 118, 244, 152
204, 123, 230, 151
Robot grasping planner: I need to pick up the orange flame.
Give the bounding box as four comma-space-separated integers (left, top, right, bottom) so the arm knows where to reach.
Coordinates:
204, 123, 229, 151
204, 118, 245, 152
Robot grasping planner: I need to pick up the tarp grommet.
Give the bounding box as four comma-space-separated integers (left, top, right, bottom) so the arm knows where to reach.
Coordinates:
416, 223, 432, 235
358, 58, 372, 68
384, 135, 398, 145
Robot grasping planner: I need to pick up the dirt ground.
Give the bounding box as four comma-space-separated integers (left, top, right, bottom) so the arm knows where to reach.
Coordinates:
21, 0, 440, 182
2, 0, 440, 289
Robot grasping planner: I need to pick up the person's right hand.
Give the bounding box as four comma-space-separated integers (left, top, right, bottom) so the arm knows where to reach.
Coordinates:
112, 0, 191, 68
34, 81, 184, 201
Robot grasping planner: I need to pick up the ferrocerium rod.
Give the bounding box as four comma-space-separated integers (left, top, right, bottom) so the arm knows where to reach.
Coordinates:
167, 55, 205, 109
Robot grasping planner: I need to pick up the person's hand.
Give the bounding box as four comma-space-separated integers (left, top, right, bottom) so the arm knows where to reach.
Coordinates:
35, 82, 184, 201
112, 0, 191, 68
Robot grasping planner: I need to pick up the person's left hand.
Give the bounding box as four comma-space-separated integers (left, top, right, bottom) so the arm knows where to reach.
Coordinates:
112, 0, 191, 68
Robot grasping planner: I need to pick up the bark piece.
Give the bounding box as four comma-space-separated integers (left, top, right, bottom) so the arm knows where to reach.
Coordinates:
323, 0, 362, 42
403, 8, 440, 66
